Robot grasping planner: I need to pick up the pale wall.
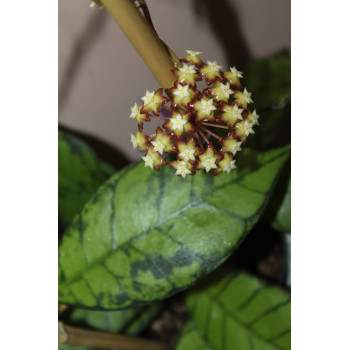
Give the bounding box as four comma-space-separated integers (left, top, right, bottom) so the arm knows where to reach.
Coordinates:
58, 0, 290, 161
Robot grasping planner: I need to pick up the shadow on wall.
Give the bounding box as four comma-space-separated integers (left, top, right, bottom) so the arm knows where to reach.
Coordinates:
58, 9, 108, 117
193, 0, 252, 68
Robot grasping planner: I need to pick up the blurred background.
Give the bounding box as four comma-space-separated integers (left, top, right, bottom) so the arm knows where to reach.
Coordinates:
58, 0, 290, 162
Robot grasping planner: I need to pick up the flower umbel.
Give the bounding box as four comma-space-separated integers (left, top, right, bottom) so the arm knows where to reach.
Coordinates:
130, 51, 260, 178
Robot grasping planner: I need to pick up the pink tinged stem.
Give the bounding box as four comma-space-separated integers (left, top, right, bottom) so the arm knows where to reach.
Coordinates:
201, 122, 228, 129
197, 129, 210, 144
195, 132, 204, 150
151, 115, 171, 119
199, 126, 220, 140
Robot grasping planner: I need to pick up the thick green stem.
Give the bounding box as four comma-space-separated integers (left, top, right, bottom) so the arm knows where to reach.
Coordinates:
100, 0, 176, 89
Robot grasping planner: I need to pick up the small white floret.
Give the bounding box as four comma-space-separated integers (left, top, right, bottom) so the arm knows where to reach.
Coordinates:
207, 61, 222, 71
175, 162, 191, 179
179, 147, 195, 162
220, 83, 234, 99
130, 134, 138, 150
230, 140, 242, 155
129, 103, 138, 119
202, 157, 217, 173
141, 90, 155, 105
186, 50, 202, 56
229, 66, 243, 79
243, 88, 253, 104
223, 160, 237, 174
142, 155, 154, 169
200, 99, 216, 116
250, 109, 260, 125
243, 120, 255, 136
179, 63, 196, 75
170, 114, 187, 131
231, 104, 244, 121
173, 85, 190, 98
151, 140, 165, 155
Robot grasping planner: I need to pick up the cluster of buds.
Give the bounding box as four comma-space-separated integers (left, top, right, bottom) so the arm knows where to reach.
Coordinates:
130, 50, 259, 178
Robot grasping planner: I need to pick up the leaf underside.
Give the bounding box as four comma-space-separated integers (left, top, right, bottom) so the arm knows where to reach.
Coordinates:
176, 269, 291, 350
58, 145, 290, 310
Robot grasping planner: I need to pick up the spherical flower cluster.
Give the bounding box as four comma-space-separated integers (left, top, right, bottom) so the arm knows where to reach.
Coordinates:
130, 50, 259, 178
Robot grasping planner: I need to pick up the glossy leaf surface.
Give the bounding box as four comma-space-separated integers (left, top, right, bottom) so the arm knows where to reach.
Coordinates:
58, 145, 290, 310
58, 130, 115, 227
270, 176, 291, 233
176, 269, 290, 350
244, 52, 291, 110
263, 161, 291, 233
68, 303, 161, 335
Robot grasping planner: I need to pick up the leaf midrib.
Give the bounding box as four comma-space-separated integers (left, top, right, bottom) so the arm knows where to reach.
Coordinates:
59, 148, 290, 290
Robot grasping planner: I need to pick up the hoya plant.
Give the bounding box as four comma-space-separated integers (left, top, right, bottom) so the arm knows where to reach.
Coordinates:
58, 1, 291, 349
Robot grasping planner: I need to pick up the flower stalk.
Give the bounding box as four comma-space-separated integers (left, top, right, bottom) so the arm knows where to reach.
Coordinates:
58, 321, 169, 350
100, 0, 176, 89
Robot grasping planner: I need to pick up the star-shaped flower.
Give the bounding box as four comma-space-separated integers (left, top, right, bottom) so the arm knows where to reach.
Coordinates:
179, 148, 195, 162
170, 84, 198, 108
130, 128, 149, 150
151, 140, 165, 154
220, 134, 242, 155
142, 154, 154, 169
177, 137, 198, 163
141, 148, 165, 171
200, 61, 223, 84
179, 63, 196, 75
234, 120, 255, 141
223, 159, 237, 173
234, 88, 253, 108
243, 120, 255, 136
216, 153, 237, 174
219, 103, 244, 128
201, 157, 217, 173
173, 84, 190, 98
129, 103, 150, 126
173, 63, 201, 87
141, 90, 154, 105
129, 103, 138, 119
182, 50, 203, 66
170, 114, 187, 131
197, 144, 220, 173
193, 97, 217, 122
163, 112, 195, 138
224, 66, 243, 87
207, 61, 222, 71
208, 82, 234, 102
173, 161, 192, 178
186, 50, 202, 56
130, 134, 138, 149
248, 109, 260, 126
140, 88, 169, 115
150, 127, 175, 154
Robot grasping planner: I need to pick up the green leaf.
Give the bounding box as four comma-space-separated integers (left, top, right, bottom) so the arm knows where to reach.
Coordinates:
180, 269, 290, 350
244, 52, 291, 111
58, 145, 290, 310
58, 130, 115, 227
247, 105, 291, 151
59, 345, 94, 350
66, 303, 161, 335
124, 303, 162, 335
263, 162, 291, 233
175, 321, 211, 350
270, 177, 290, 232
